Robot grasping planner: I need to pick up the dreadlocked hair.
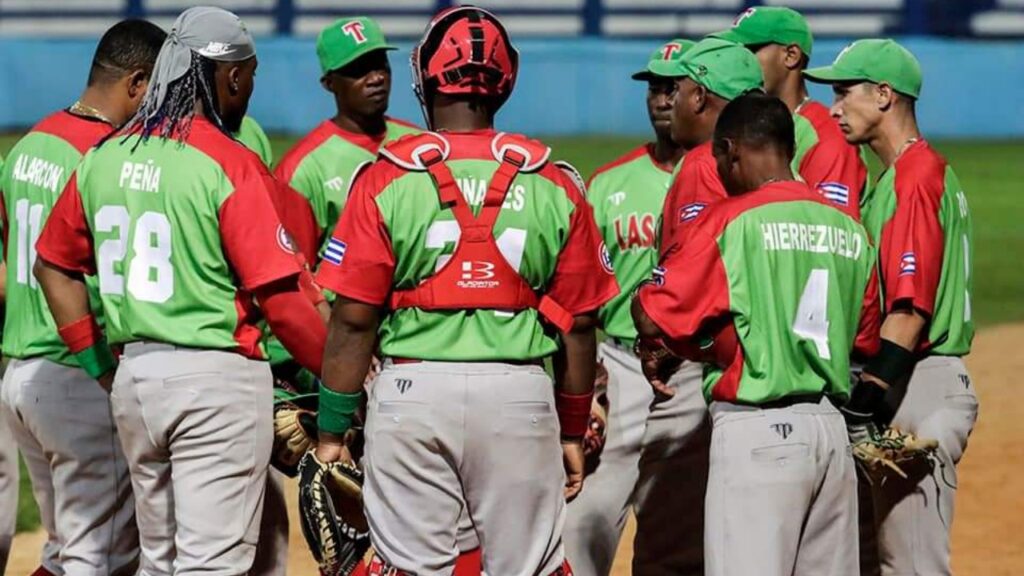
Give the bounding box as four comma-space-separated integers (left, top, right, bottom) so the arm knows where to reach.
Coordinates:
116, 50, 226, 147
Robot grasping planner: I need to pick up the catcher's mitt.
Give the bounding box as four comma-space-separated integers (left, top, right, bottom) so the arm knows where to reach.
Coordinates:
273, 401, 318, 477
297, 451, 371, 576
852, 426, 938, 480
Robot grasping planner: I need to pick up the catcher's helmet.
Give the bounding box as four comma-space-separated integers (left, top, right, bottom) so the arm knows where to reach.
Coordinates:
411, 5, 518, 124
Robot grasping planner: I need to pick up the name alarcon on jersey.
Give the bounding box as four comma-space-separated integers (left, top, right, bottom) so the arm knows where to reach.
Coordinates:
11, 153, 64, 193
760, 221, 864, 260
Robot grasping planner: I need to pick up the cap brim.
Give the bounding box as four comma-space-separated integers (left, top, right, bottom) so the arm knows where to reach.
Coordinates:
708, 29, 750, 45
645, 59, 686, 79
803, 65, 859, 85
631, 69, 654, 81
323, 44, 398, 75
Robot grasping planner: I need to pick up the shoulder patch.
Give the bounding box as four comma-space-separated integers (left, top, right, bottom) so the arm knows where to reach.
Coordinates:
553, 160, 587, 195
491, 132, 551, 173
379, 132, 451, 171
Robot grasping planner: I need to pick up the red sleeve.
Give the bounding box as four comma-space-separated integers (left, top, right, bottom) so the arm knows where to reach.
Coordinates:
854, 264, 882, 359
219, 169, 302, 291
879, 165, 945, 317
659, 157, 727, 255
545, 171, 619, 315
799, 139, 866, 221
638, 224, 731, 345
257, 282, 327, 377
36, 173, 97, 275
314, 165, 395, 305
269, 179, 320, 266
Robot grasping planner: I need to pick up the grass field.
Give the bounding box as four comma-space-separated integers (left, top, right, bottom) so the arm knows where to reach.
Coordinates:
4, 134, 1023, 536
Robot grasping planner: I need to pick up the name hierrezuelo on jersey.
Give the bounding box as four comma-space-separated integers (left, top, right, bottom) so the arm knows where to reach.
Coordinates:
275, 117, 420, 257
37, 116, 303, 359
1, 111, 112, 365
588, 144, 673, 341
640, 180, 881, 404
315, 130, 619, 361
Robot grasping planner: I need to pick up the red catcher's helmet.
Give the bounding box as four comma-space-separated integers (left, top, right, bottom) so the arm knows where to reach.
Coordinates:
411, 6, 519, 114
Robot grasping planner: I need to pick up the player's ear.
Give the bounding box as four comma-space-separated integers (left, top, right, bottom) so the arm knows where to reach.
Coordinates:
320, 74, 334, 93
227, 64, 242, 95
876, 83, 895, 111
126, 69, 149, 100
693, 84, 708, 114
784, 44, 804, 70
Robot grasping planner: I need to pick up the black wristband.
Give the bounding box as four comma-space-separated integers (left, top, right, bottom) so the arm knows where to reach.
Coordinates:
841, 378, 888, 424
864, 339, 916, 387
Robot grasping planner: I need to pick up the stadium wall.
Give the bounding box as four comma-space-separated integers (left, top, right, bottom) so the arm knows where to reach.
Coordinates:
0, 37, 1019, 138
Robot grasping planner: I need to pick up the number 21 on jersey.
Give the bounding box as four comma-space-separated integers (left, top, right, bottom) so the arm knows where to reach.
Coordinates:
95, 205, 174, 303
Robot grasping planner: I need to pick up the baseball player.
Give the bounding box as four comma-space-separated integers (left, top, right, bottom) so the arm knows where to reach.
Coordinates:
32, 8, 328, 575
311, 6, 618, 575
633, 92, 882, 576
0, 20, 165, 576
805, 39, 977, 576
275, 16, 420, 259
0, 190, 15, 574
711, 7, 868, 220
564, 38, 709, 576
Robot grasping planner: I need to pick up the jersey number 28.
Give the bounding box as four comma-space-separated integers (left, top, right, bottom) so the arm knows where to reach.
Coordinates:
95, 206, 173, 303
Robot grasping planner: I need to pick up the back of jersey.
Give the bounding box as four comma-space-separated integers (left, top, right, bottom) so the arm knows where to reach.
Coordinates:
711, 182, 876, 403
316, 130, 617, 362
1, 111, 109, 364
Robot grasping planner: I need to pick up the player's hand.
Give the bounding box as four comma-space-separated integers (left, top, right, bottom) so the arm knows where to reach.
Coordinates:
97, 370, 115, 394
637, 343, 679, 399
315, 431, 356, 466
363, 355, 382, 385
561, 439, 585, 501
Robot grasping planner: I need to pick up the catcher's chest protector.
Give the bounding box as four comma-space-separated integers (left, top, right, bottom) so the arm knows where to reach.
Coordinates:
383, 132, 574, 333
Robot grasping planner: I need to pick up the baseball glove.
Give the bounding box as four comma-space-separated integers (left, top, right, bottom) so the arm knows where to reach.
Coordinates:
852, 426, 939, 480
297, 451, 371, 576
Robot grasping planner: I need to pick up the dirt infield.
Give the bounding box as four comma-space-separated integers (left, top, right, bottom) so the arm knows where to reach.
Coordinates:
7, 324, 1022, 574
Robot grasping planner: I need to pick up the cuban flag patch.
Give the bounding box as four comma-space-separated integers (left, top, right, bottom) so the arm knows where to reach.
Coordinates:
323, 238, 347, 266
899, 252, 917, 276
818, 182, 850, 207
652, 266, 666, 286
679, 202, 707, 222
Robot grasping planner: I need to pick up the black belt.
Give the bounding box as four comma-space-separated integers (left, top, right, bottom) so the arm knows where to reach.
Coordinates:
755, 393, 829, 410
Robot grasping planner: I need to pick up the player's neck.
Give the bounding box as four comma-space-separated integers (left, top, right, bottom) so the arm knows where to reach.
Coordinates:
430, 100, 493, 132
743, 155, 796, 193
652, 136, 683, 170
775, 77, 810, 114
332, 112, 386, 137
76, 84, 126, 127
871, 113, 922, 168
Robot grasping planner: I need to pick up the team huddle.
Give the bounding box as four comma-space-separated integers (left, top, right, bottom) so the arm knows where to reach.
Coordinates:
0, 4, 977, 576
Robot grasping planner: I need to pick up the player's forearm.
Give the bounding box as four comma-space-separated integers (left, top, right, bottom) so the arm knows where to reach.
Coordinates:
552, 312, 598, 441
34, 258, 92, 327
879, 308, 927, 352
322, 297, 380, 397
630, 294, 665, 342
257, 277, 328, 377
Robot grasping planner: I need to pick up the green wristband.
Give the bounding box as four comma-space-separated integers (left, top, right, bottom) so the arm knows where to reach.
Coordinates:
318, 383, 363, 436
75, 342, 117, 380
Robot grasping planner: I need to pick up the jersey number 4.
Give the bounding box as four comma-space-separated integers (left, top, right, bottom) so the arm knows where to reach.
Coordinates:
95, 206, 173, 303
793, 268, 831, 360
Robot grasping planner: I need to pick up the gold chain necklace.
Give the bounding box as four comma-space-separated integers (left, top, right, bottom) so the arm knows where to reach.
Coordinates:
69, 101, 114, 126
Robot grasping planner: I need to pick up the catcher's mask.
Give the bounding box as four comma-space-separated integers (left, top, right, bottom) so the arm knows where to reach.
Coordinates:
410, 5, 519, 128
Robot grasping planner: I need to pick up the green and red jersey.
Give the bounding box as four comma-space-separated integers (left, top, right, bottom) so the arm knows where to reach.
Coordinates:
793, 101, 868, 220
36, 116, 302, 359
659, 141, 727, 251
316, 130, 618, 361
235, 115, 274, 167
860, 140, 973, 356
639, 180, 881, 404
1, 111, 112, 364
588, 144, 672, 341
275, 117, 420, 257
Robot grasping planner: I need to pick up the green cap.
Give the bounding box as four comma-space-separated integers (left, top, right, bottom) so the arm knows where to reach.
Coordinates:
316, 17, 396, 75
710, 7, 813, 57
632, 38, 696, 81
650, 37, 764, 101
804, 39, 922, 98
